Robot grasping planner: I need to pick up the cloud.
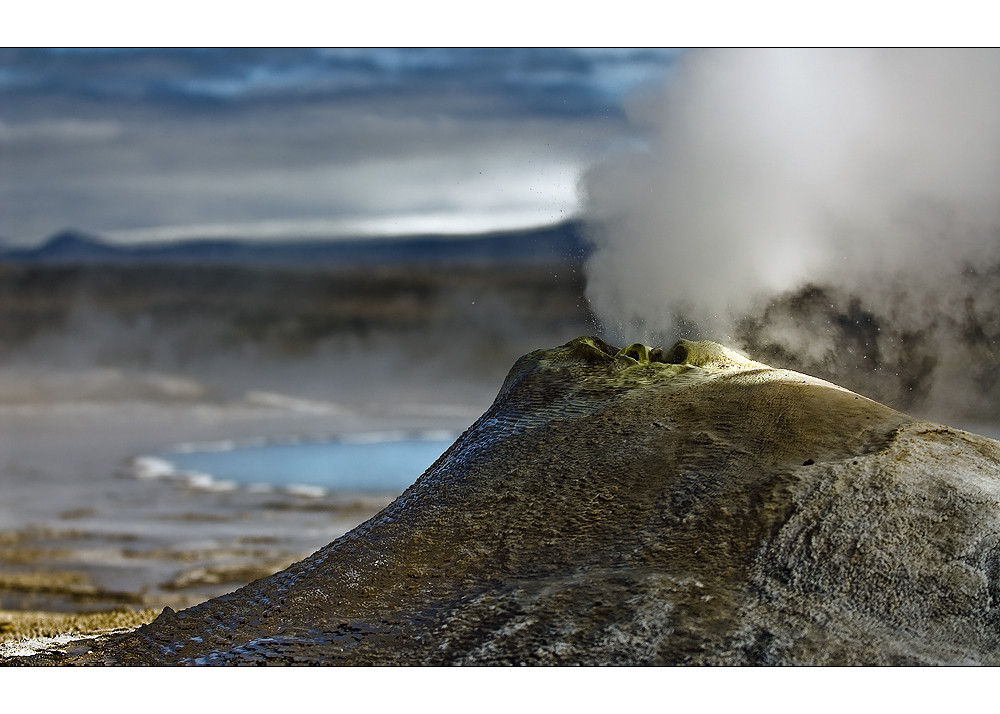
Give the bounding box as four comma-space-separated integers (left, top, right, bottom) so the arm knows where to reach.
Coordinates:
0, 106, 599, 243
0, 48, 679, 119
0, 48, 678, 243
0, 118, 121, 143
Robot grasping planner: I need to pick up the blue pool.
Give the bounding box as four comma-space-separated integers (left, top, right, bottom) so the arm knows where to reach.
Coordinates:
134, 432, 457, 495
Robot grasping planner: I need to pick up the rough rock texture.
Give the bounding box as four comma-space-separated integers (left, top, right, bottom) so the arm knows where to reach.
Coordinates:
65, 337, 1000, 664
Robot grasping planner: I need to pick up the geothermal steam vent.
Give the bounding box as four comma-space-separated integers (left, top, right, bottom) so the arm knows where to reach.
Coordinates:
73, 337, 1000, 664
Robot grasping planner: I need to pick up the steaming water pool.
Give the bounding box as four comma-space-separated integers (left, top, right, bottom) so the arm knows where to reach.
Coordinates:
131, 431, 458, 496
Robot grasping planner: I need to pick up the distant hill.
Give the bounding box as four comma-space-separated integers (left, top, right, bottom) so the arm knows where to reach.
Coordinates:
0, 222, 591, 267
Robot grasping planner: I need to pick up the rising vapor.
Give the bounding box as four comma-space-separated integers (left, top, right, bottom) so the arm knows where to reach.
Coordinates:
584, 49, 1000, 339
583, 49, 1000, 420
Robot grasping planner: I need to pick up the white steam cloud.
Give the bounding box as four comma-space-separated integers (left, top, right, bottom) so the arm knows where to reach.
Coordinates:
583, 49, 1000, 343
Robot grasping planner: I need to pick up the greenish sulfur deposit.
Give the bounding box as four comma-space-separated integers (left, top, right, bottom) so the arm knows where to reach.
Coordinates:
9, 336, 1000, 665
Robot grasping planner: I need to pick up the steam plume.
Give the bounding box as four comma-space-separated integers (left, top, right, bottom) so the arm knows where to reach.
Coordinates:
583, 49, 1000, 343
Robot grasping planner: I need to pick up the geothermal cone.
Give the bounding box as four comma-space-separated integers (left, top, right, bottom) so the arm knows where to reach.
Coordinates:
42, 337, 1000, 664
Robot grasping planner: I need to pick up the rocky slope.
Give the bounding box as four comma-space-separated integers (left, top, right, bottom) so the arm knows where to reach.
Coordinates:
17, 337, 1000, 665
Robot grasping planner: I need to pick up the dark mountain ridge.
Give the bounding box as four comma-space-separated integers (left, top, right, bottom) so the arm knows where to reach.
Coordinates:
0, 222, 590, 267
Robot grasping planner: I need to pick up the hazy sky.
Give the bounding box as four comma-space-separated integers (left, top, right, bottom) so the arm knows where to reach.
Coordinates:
0, 48, 680, 246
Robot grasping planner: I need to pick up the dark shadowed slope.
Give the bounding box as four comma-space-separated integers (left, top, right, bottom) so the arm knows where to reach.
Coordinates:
28, 337, 1000, 665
